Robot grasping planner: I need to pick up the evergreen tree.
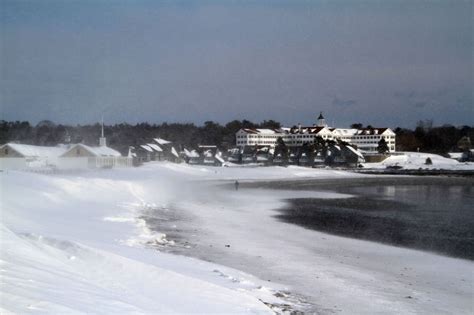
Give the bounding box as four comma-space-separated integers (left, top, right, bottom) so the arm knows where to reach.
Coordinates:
274, 137, 288, 164
377, 138, 390, 154
350, 123, 363, 129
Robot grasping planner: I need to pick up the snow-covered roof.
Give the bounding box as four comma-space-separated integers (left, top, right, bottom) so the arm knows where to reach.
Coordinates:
1, 143, 66, 158
354, 128, 394, 136
63, 144, 122, 157
198, 145, 217, 148
236, 126, 395, 137
203, 150, 214, 158
171, 147, 179, 158
227, 148, 240, 155
154, 138, 172, 145
189, 150, 200, 158
332, 128, 358, 136
140, 145, 154, 152
89, 145, 122, 157
345, 145, 365, 159
215, 154, 225, 164
184, 148, 200, 158
147, 143, 163, 152
238, 128, 280, 135
288, 126, 330, 135
256, 129, 279, 134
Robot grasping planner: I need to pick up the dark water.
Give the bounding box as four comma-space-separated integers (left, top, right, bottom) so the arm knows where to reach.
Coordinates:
254, 177, 474, 260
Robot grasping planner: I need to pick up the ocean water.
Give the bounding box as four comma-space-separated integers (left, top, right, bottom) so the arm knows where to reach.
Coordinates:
273, 177, 474, 259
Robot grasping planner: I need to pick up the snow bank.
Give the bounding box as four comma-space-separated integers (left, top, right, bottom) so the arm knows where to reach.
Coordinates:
1, 225, 273, 314
1, 168, 297, 314
364, 152, 474, 170
152, 162, 363, 181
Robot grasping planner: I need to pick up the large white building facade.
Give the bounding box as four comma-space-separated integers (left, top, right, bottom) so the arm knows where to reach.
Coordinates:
235, 113, 396, 153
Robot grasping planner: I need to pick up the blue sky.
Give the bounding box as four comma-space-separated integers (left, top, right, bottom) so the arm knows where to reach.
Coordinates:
1, 0, 472, 128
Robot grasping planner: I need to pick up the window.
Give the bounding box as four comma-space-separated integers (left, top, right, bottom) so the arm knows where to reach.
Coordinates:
4, 148, 8, 155
76, 148, 80, 156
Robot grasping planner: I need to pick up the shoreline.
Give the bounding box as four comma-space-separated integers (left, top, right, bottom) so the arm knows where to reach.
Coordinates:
144, 174, 474, 314
239, 174, 474, 189
354, 168, 474, 177
243, 176, 474, 260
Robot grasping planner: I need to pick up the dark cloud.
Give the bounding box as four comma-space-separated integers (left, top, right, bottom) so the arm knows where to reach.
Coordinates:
0, 1, 472, 128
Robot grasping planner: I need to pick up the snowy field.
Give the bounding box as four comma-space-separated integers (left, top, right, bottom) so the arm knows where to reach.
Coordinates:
1, 162, 473, 314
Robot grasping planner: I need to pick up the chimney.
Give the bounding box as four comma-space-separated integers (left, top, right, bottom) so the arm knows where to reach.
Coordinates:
298, 123, 302, 133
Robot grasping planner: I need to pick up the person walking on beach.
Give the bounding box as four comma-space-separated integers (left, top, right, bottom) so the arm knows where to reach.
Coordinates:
234, 180, 239, 191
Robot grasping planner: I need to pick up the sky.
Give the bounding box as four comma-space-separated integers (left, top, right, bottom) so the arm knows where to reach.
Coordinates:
1, 0, 472, 128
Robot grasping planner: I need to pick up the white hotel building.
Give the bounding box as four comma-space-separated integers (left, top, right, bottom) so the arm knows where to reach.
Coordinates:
235, 113, 396, 153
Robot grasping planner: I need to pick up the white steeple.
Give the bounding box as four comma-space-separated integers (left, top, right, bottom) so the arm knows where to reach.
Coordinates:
99, 116, 107, 147
317, 112, 327, 127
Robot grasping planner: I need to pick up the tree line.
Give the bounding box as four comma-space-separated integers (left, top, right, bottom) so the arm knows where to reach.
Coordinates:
0, 119, 472, 155
0, 119, 280, 155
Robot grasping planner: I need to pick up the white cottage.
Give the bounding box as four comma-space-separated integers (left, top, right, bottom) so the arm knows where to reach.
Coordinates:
0, 143, 65, 170
58, 143, 131, 169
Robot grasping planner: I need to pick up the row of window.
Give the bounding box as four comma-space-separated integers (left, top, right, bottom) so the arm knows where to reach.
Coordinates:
237, 141, 275, 145
354, 141, 395, 145
354, 135, 395, 140
237, 136, 396, 146
238, 134, 395, 140
239, 135, 396, 141
359, 146, 396, 151
237, 135, 278, 139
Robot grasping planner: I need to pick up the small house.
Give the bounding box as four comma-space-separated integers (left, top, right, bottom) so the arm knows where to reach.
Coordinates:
0, 143, 65, 170
58, 143, 130, 169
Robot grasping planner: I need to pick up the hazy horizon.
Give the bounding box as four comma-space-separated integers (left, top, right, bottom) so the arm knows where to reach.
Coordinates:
3, 117, 473, 130
1, 0, 472, 128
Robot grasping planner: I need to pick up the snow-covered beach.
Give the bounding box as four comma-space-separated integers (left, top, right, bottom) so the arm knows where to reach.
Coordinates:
1, 162, 473, 314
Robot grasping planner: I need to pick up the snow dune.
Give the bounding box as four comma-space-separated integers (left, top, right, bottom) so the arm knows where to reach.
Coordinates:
3, 166, 316, 314
1, 226, 272, 314
1, 163, 472, 314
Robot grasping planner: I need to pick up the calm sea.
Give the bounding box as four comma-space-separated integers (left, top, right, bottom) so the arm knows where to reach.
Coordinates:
259, 177, 474, 260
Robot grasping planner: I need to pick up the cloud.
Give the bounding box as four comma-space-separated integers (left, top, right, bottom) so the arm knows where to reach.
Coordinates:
394, 90, 416, 100
414, 102, 427, 108
1, 1, 472, 128
332, 97, 357, 107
